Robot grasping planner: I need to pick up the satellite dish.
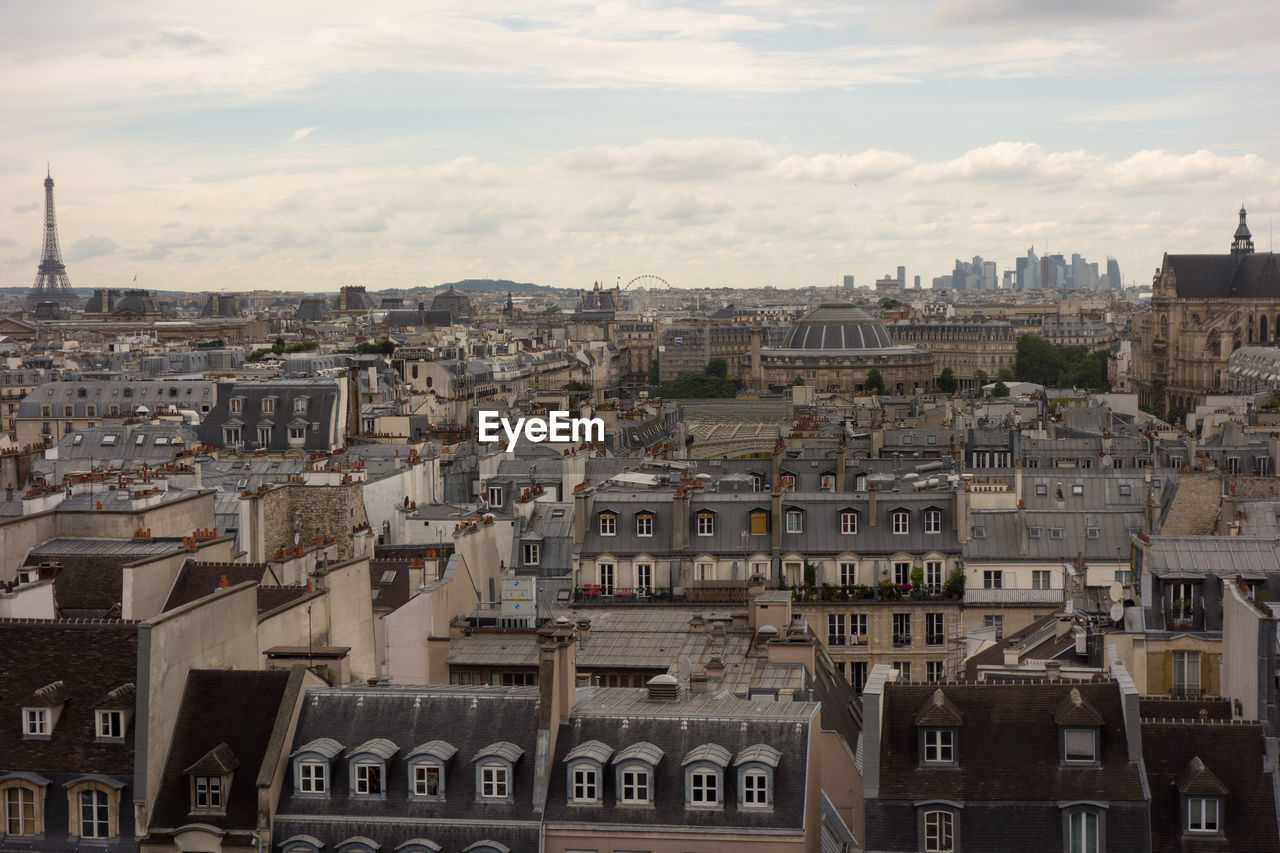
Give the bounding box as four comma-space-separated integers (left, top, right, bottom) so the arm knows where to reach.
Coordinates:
1109, 581, 1123, 602
1109, 602, 1124, 622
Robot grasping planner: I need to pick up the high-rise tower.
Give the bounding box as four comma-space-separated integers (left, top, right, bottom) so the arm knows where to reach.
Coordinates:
28, 168, 81, 307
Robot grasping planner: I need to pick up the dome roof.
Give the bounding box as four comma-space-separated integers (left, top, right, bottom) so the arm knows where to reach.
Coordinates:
781, 303, 895, 350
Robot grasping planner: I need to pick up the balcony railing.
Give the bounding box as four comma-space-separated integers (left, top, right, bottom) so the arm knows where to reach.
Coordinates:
1170, 684, 1203, 698
893, 633, 912, 647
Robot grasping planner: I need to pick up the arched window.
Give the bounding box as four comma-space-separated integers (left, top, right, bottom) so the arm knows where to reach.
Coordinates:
683, 743, 730, 808
0, 774, 48, 837
735, 744, 780, 809
67, 776, 124, 838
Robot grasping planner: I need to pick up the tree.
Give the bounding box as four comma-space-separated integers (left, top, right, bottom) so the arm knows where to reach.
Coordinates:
648, 358, 660, 384
793, 375, 805, 386
879, 297, 903, 309
937, 367, 958, 393
992, 380, 1011, 397
706, 358, 728, 379
865, 368, 886, 395
973, 368, 989, 388
997, 367, 1015, 382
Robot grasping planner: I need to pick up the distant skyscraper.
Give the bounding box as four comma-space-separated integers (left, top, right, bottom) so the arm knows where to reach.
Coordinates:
914, 275, 921, 289
982, 260, 997, 290
897, 266, 906, 289
1107, 257, 1121, 290
843, 274, 855, 290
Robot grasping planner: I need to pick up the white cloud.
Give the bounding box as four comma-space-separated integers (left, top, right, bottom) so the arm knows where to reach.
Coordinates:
911, 142, 1101, 185
553, 138, 776, 180
290, 126, 319, 142
1106, 149, 1273, 191
775, 150, 915, 182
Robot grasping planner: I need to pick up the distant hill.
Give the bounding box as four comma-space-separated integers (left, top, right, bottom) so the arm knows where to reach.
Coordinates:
436, 279, 563, 294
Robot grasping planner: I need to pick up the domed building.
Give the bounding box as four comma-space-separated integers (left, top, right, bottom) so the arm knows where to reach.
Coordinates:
750, 303, 934, 393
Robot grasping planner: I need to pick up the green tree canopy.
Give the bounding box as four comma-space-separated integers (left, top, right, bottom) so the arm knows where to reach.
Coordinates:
973, 368, 989, 387
706, 358, 728, 379
865, 368, 886, 395
657, 369, 740, 399
992, 380, 1011, 397
1015, 335, 1110, 391
937, 367, 958, 393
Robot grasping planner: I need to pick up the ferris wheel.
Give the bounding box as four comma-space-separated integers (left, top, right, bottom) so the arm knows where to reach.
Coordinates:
623, 274, 672, 290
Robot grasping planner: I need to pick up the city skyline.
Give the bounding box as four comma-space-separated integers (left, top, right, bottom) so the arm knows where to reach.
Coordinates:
2, 0, 1278, 292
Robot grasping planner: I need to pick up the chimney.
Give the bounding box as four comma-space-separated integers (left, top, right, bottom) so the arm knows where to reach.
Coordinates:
219, 574, 228, 589
688, 614, 705, 633
1218, 491, 1237, 536
770, 441, 782, 486
836, 435, 848, 491
572, 487, 594, 546
671, 487, 690, 551
4, 484, 11, 502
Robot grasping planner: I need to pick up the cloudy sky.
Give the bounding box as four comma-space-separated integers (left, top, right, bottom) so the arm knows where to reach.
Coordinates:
2, 0, 1278, 293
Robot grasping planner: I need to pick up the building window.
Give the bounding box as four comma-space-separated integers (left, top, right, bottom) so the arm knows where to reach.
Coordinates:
480, 764, 509, 798
598, 563, 614, 596
984, 615, 1003, 639
750, 511, 768, 535
1119, 484, 1132, 496
4, 784, 37, 835
927, 661, 945, 682
194, 776, 222, 809
229, 398, 242, 414
926, 613, 944, 645
355, 763, 382, 795
925, 560, 943, 590
572, 766, 599, 802
1187, 796, 1221, 834
894, 561, 911, 586
741, 770, 768, 807
1071, 484, 1084, 496
288, 425, 307, 444
257, 425, 272, 447
486, 485, 503, 507
689, 770, 719, 805
697, 513, 714, 536
1168, 582, 1197, 620
636, 514, 653, 536
839, 561, 857, 585
1172, 651, 1201, 697
620, 767, 650, 804
851, 661, 869, 693
1227, 457, 1240, 474
413, 764, 442, 798
1066, 810, 1100, 853
750, 473, 763, 492
923, 728, 954, 763
1063, 729, 1097, 764
24, 708, 48, 736
785, 510, 803, 533
925, 809, 955, 852
828, 613, 846, 646
893, 613, 912, 647
295, 397, 309, 413
892, 510, 910, 534
263, 398, 275, 414
840, 511, 858, 534
820, 474, 835, 491
224, 426, 242, 445
636, 563, 653, 591
1033, 570, 1052, 590
1036, 483, 1048, 496
924, 510, 942, 534
599, 513, 616, 536
298, 762, 327, 793
522, 542, 540, 565
983, 570, 1003, 589
895, 661, 913, 681
850, 613, 867, 642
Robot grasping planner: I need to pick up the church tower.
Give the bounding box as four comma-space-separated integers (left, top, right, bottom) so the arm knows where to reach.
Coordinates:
1231, 206, 1254, 256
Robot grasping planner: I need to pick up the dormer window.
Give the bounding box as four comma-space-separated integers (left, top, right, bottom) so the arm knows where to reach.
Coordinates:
1054, 688, 1103, 767
915, 688, 963, 768
697, 512, 715, 536
599, 513, 617, 536
750, 510, 768, 536
613, 741, 662, 806
683, 743, 730, 808
923, 729, 955, 764
785, 509, 804, 533
485, 485, 503, 508
522, 541, 540, 566
294, 396, 309, 414
892, 510, 910, 534
735, 743, 780, 810
840, 510, 858, 535
565, 740, 613, 805
229, 397, 243, 415
1175, 755, 1226, 838
292, 737, 343, 797
407, 740, 456, 800
185, 742, 238, 815
347, 738, 397, 799
635, 513, 653, 537
262, 397, 276, 414
924, 508, 943, 534
96, 710, 123, 739
820, 473, 835, 491
23, 680, 67, 739
473, 741, 523, 802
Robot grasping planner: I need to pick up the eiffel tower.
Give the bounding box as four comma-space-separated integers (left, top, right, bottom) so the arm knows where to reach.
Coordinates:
27, 168, 81, 308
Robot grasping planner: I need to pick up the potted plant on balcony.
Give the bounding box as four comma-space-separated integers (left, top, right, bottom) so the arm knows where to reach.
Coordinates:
944, 566, 965, 599
910, 565, 925, 597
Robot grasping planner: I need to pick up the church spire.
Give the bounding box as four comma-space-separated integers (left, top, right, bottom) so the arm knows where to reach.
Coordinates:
1232, 206, 1254, 256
